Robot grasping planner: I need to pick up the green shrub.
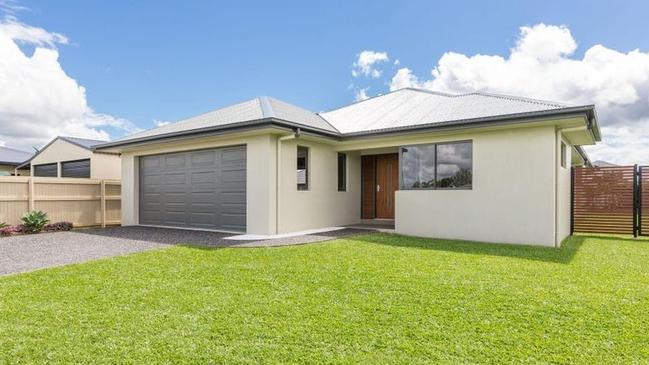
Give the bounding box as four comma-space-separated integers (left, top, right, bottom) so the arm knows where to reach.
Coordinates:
0, 222, 7, 229
21, 210, 50, 234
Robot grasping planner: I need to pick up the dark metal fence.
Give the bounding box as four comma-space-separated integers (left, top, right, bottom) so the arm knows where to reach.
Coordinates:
572, 165, 649, 237
640, 166, 649, 236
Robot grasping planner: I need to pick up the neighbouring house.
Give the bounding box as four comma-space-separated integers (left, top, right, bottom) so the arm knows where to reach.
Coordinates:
0, 146, 33, 176
95, 88, 600, 246
18, 136, 121, 179
592, 160, 617, 167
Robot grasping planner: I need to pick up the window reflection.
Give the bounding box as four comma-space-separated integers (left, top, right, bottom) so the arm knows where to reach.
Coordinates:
436, 142, 472, 189
400, 141, 472, 190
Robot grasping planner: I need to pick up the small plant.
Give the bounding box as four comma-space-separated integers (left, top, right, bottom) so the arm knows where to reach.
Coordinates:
21, 210, 50, 234
44, 221, 73, 232
0, 222, 7, 229
0, 225, 23, 236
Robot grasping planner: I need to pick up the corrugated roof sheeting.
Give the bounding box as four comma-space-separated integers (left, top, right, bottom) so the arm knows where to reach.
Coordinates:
96, 88, 592, 148
320, 88, 569, 134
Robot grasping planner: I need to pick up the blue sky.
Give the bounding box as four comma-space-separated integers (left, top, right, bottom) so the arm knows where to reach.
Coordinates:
2, 0, 649, 163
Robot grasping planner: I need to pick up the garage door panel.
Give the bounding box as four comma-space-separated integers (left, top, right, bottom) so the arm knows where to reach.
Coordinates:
191, 171, 217, 184
139, 145, 246, 232
141, 156, 162, 170
163, 154, 187, 167
220, 192, 245, 203
189, 202, 217, 213
221, 169, 245, 183
221, 203, 245, 214
222, 213, 246, 228
191, 151, 216, 165
222, 147, 246, 161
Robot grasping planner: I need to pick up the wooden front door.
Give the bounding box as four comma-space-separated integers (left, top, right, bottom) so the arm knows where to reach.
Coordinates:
361, 154, 399, 219
376, 154, 399, 218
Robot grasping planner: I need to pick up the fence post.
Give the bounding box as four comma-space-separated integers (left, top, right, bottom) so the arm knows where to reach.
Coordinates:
28, 178, 34, 212
639, 166, 643, 236
633, 164, 638, 238
100, 180, 106, 228
570, 167, 575, 236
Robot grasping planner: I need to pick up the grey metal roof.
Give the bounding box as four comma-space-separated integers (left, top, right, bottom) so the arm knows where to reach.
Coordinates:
59, 136, 107, 149
320, 88, 574, 134
107, 97, 338, 146
15, 136, 107, 169
0, 146, 33, 165
95, 88, 599, 149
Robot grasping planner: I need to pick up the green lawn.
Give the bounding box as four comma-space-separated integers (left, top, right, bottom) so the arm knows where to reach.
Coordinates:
1, 234, 649, 364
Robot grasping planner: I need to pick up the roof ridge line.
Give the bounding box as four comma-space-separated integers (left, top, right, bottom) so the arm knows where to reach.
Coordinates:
323, 87, 455, 114
458, 91, 568, 107
266, 96, 341, 134
259, 96, 275, 118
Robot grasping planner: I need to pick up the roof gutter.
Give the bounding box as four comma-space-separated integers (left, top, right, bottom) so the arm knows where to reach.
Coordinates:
340, 105, 599, 138
94, 104, 600, 150
94, 118, 340, 151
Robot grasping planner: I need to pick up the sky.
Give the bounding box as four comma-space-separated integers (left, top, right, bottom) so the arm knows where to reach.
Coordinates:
1, 0, 649, 164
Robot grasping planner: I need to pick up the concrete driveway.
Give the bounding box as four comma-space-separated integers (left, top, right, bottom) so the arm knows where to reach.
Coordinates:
0, 226, 369, 276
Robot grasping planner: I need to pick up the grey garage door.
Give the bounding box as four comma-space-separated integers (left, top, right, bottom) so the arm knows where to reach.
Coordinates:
139, 146, 246, 232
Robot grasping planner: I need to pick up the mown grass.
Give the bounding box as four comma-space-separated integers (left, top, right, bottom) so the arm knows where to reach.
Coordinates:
1, 233, 648, 364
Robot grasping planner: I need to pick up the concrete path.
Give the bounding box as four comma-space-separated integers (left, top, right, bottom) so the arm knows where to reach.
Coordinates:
0, 226, 371, 275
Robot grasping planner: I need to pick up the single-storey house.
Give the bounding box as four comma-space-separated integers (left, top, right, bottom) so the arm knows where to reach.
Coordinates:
0, 146, 32, 176
95, 88, 600, 246
19, 136, 121, 179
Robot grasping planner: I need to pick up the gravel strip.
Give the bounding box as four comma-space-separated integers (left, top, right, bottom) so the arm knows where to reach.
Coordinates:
0, 226, 373, 275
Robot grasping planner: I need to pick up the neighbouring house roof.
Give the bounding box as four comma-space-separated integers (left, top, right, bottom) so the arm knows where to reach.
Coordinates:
0, 146, 33, 166
95, 88, 600, 149
15, 136, 108, 169
592, 160, 617, 167
57, 136, 108, 150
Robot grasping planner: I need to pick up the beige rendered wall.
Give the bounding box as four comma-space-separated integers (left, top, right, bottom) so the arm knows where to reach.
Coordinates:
555, 132, 572, 246
90, 152, 122, 179
395, 125, 558, 246
277, 137, 361, 233
120, 133, 277, 235
30, 139, 120, 179
31, 139, 92, 175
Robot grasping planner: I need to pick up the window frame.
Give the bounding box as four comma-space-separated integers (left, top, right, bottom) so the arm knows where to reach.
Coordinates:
337, 152, 347, 192
33, 163, 58, 177
399, 140, 473, 191
297, 145, 309, 191
61, 158, 91, 178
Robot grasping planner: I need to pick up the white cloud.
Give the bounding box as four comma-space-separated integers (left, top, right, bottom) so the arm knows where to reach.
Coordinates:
352, 50, 389, 78
0, 16, 67, 47
153, 119, 171, 127
0, 1, 26, 15
388, 23, 649, 165
354, 87, 370, 102
0, 16, 138, 150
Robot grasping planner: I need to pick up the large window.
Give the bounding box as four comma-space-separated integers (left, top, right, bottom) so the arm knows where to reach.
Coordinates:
297, 146, 309, 190
337, 153, 347, 191
33, 163, 58, 177
61, 159, 91, 178
400, 141, 472, 190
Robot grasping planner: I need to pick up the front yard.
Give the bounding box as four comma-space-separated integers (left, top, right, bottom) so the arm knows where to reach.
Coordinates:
1, 233, 648, 364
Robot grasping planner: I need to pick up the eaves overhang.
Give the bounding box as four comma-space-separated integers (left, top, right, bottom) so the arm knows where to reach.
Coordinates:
94, 105, 600, 150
